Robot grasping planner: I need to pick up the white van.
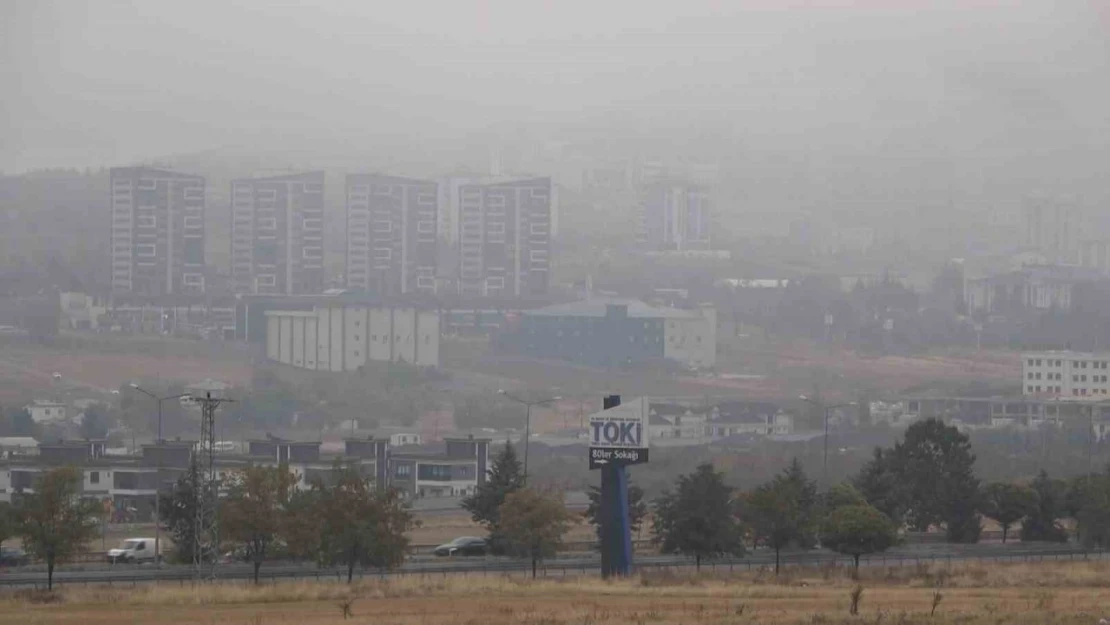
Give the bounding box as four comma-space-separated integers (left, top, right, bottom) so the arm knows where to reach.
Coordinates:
107, 538, 158, 564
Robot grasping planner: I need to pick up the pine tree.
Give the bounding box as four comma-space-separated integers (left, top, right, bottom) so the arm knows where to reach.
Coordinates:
461, 441, 524, 551
1021, 470, 1069, 543
653, 463, 744, 570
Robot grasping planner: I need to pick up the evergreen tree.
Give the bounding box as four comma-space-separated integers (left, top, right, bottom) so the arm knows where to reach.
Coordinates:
461, 441, 524, 550
653, 463, 744, 570
159, 471, 200, 563
1021, 471, 1069, 543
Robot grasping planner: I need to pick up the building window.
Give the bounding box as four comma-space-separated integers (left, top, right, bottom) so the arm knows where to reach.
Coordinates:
89, 471, 100, 484
395, 464, 411, 478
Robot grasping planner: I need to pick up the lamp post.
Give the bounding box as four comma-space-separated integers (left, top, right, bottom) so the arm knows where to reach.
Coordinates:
130, 385, 189, 568
498, 390, 561, 482
799, 395, 857, 484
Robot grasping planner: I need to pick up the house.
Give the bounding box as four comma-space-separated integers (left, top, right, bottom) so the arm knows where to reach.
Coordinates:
25, 401, 67, 424
708, 401, 793, 437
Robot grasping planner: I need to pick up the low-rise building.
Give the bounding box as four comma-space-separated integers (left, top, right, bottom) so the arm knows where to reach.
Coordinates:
0, 436, 488, 511
25, 401, 68, 424
593, 397, 794, 444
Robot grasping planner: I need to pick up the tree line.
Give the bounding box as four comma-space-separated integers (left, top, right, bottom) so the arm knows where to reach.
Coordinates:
10, 417, 1110, 589
650, 417, 1110, 574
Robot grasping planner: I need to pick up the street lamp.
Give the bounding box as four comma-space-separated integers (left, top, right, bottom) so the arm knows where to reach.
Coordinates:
799, 395, 857, 483
130, 384, 189, 568
498, 390, 562, 482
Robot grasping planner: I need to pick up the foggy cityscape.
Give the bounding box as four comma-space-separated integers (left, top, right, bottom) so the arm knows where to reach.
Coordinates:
2, 1, 1110, 622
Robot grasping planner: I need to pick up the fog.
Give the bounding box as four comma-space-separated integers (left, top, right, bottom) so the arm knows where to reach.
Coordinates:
3, 2, 1106, 193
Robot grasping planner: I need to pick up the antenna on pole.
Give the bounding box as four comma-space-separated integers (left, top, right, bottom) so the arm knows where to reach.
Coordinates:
191, 391, 234, 580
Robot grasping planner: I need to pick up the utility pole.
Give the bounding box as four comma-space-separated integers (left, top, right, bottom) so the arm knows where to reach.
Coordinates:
499, 390, 561, 482
192, 392, 233, 580
799, 395, 857, 488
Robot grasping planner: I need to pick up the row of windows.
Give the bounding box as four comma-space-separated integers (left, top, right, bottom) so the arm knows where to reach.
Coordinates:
1030, 385, 1110, 396
1027, 358, 1110, 369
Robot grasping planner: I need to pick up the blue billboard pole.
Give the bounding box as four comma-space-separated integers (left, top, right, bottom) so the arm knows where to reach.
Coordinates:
598, 394, 633, 578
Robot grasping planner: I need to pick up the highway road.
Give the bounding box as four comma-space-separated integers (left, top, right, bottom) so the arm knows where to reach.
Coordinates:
1, 542, 1103, 588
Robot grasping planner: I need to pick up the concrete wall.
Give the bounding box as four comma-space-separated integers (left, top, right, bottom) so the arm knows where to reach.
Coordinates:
368, 307, 392, 362
416, 310, 441, 367
393, 307, 416, 364
266, 315, 280, 360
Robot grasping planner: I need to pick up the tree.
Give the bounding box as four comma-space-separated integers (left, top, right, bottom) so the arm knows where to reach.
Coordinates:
853, 447, 908, 526
980, 482, 1036, 543
854, 418, 981, 542
461, 441, 524, 549
1021, 470, 1069, 543
498, 488, 576, 578
282, 488, 325, 563
79, 403, 110, 440
584, 482, 648, 543
18, 467, 99, 589
0, 502, 16, 549
743, 460, 819, 573
318, 468, 412, 582
0, 407, 39, 438
653, 463, 744, 570
159, 471, 200, 563
823, 482, 868, 511
1071, 473, 1110, 549
821, 504, 898, 575
220, 465, 298, 583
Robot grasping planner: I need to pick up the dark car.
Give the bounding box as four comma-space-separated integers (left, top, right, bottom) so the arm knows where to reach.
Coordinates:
433, 536, 487, 557
0, 547, 29, 567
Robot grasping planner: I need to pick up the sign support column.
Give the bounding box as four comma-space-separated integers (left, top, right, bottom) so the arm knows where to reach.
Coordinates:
591, 394, 648, 578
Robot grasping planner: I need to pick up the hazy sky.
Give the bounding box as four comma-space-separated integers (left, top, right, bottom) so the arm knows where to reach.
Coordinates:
3, 0, 1109, 192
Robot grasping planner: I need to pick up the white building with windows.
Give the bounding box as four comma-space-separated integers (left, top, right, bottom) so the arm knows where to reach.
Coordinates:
1022, 351, 1110, 397
265, 304, 441, 370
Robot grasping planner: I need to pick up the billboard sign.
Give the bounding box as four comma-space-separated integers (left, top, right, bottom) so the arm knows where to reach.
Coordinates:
589, 397, 650, 470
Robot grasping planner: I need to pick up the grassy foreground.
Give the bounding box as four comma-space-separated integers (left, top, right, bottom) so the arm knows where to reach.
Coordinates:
3, 561, 1109, 624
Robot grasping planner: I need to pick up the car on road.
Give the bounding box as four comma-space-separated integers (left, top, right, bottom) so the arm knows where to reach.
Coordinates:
0, 547, 29, 566
51, 372, 62, 380
433, 536, 487, 557
107, 537, 159, 564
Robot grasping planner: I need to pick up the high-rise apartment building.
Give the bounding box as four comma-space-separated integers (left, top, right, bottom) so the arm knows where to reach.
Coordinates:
637, 183, 711, 251
110, 167, 206, 295
345, 174, 438, 295
457, 177, 551, 298
230, 172, 325, 295
1024, 198, 1081, 265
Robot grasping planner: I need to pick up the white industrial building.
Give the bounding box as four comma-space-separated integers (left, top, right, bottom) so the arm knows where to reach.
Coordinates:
264, 304, 441, 370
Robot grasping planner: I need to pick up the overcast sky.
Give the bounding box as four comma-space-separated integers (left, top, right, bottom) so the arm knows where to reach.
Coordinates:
3, 0, 1109, 193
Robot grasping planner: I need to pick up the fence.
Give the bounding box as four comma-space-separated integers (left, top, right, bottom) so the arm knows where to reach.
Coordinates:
4, 547, 1105, 589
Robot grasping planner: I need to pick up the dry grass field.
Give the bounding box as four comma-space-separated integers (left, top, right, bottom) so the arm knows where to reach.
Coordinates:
5, 560, 1109, 625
